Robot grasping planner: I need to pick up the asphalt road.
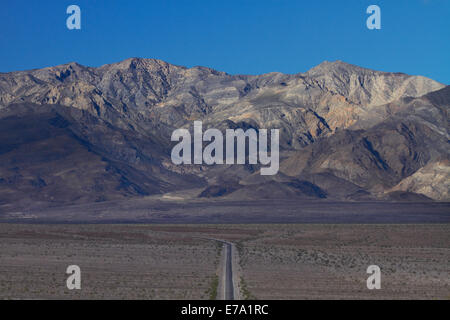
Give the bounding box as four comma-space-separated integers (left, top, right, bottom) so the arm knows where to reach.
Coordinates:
223, 241, 234, 300
207, 238, 235, 300
195, 237, 237, 299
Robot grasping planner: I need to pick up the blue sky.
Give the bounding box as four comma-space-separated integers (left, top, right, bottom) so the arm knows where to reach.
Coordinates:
1, 0, 449, 83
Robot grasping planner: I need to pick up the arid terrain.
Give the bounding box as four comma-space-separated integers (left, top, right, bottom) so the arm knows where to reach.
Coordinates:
0, 223, 448, 300
235, 224, 450, 299
0, 224, 221, 299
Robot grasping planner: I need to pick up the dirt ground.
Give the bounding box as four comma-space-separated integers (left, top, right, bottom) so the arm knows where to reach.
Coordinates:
0, 223, 448, 299
234, 224, 450, 299
0, 224, 221, 299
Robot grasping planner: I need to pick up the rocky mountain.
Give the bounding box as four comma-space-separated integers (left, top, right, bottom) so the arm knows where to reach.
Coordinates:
0, 58, 448, 211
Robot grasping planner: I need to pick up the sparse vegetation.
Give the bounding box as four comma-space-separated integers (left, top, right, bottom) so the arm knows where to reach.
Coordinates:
206, 275, 219, 300
239, 277, 256, 300
235, 224, 450, 299
0, 224, 448, 300
0, 224, 219, 299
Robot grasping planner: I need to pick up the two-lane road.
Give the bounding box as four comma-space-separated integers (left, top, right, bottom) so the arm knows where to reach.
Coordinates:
223, 241, 234, 300
199, 237, 237, 300
204, 238, 236, 300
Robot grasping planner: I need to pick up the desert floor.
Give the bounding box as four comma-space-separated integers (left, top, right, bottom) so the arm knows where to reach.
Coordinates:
0, 223, 448, 299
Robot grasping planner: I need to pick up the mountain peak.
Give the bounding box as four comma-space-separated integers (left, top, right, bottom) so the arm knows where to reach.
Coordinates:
306, 60, 372, 76
40, 61, 87, 72
101, 57, 186, 72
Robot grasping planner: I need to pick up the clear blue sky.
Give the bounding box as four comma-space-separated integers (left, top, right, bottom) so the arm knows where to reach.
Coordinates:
1, 0, 449, 83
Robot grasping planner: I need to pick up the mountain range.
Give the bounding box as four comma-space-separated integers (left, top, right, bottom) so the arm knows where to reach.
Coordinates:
0, 58, 448, 213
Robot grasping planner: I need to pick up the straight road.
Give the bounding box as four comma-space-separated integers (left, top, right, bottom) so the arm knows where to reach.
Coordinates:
202, 238, 236, 300
223, 241, 234, 300
199, 237, 237, 300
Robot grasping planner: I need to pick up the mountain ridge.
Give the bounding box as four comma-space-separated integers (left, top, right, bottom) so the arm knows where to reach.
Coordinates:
0, 58, 448, 212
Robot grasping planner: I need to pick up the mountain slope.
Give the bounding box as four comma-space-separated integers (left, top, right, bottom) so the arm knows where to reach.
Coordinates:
0, 103, 204, 210
0, 58, 448, 210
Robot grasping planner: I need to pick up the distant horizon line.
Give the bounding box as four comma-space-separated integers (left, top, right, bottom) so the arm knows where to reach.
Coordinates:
1, 57, 447, 85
